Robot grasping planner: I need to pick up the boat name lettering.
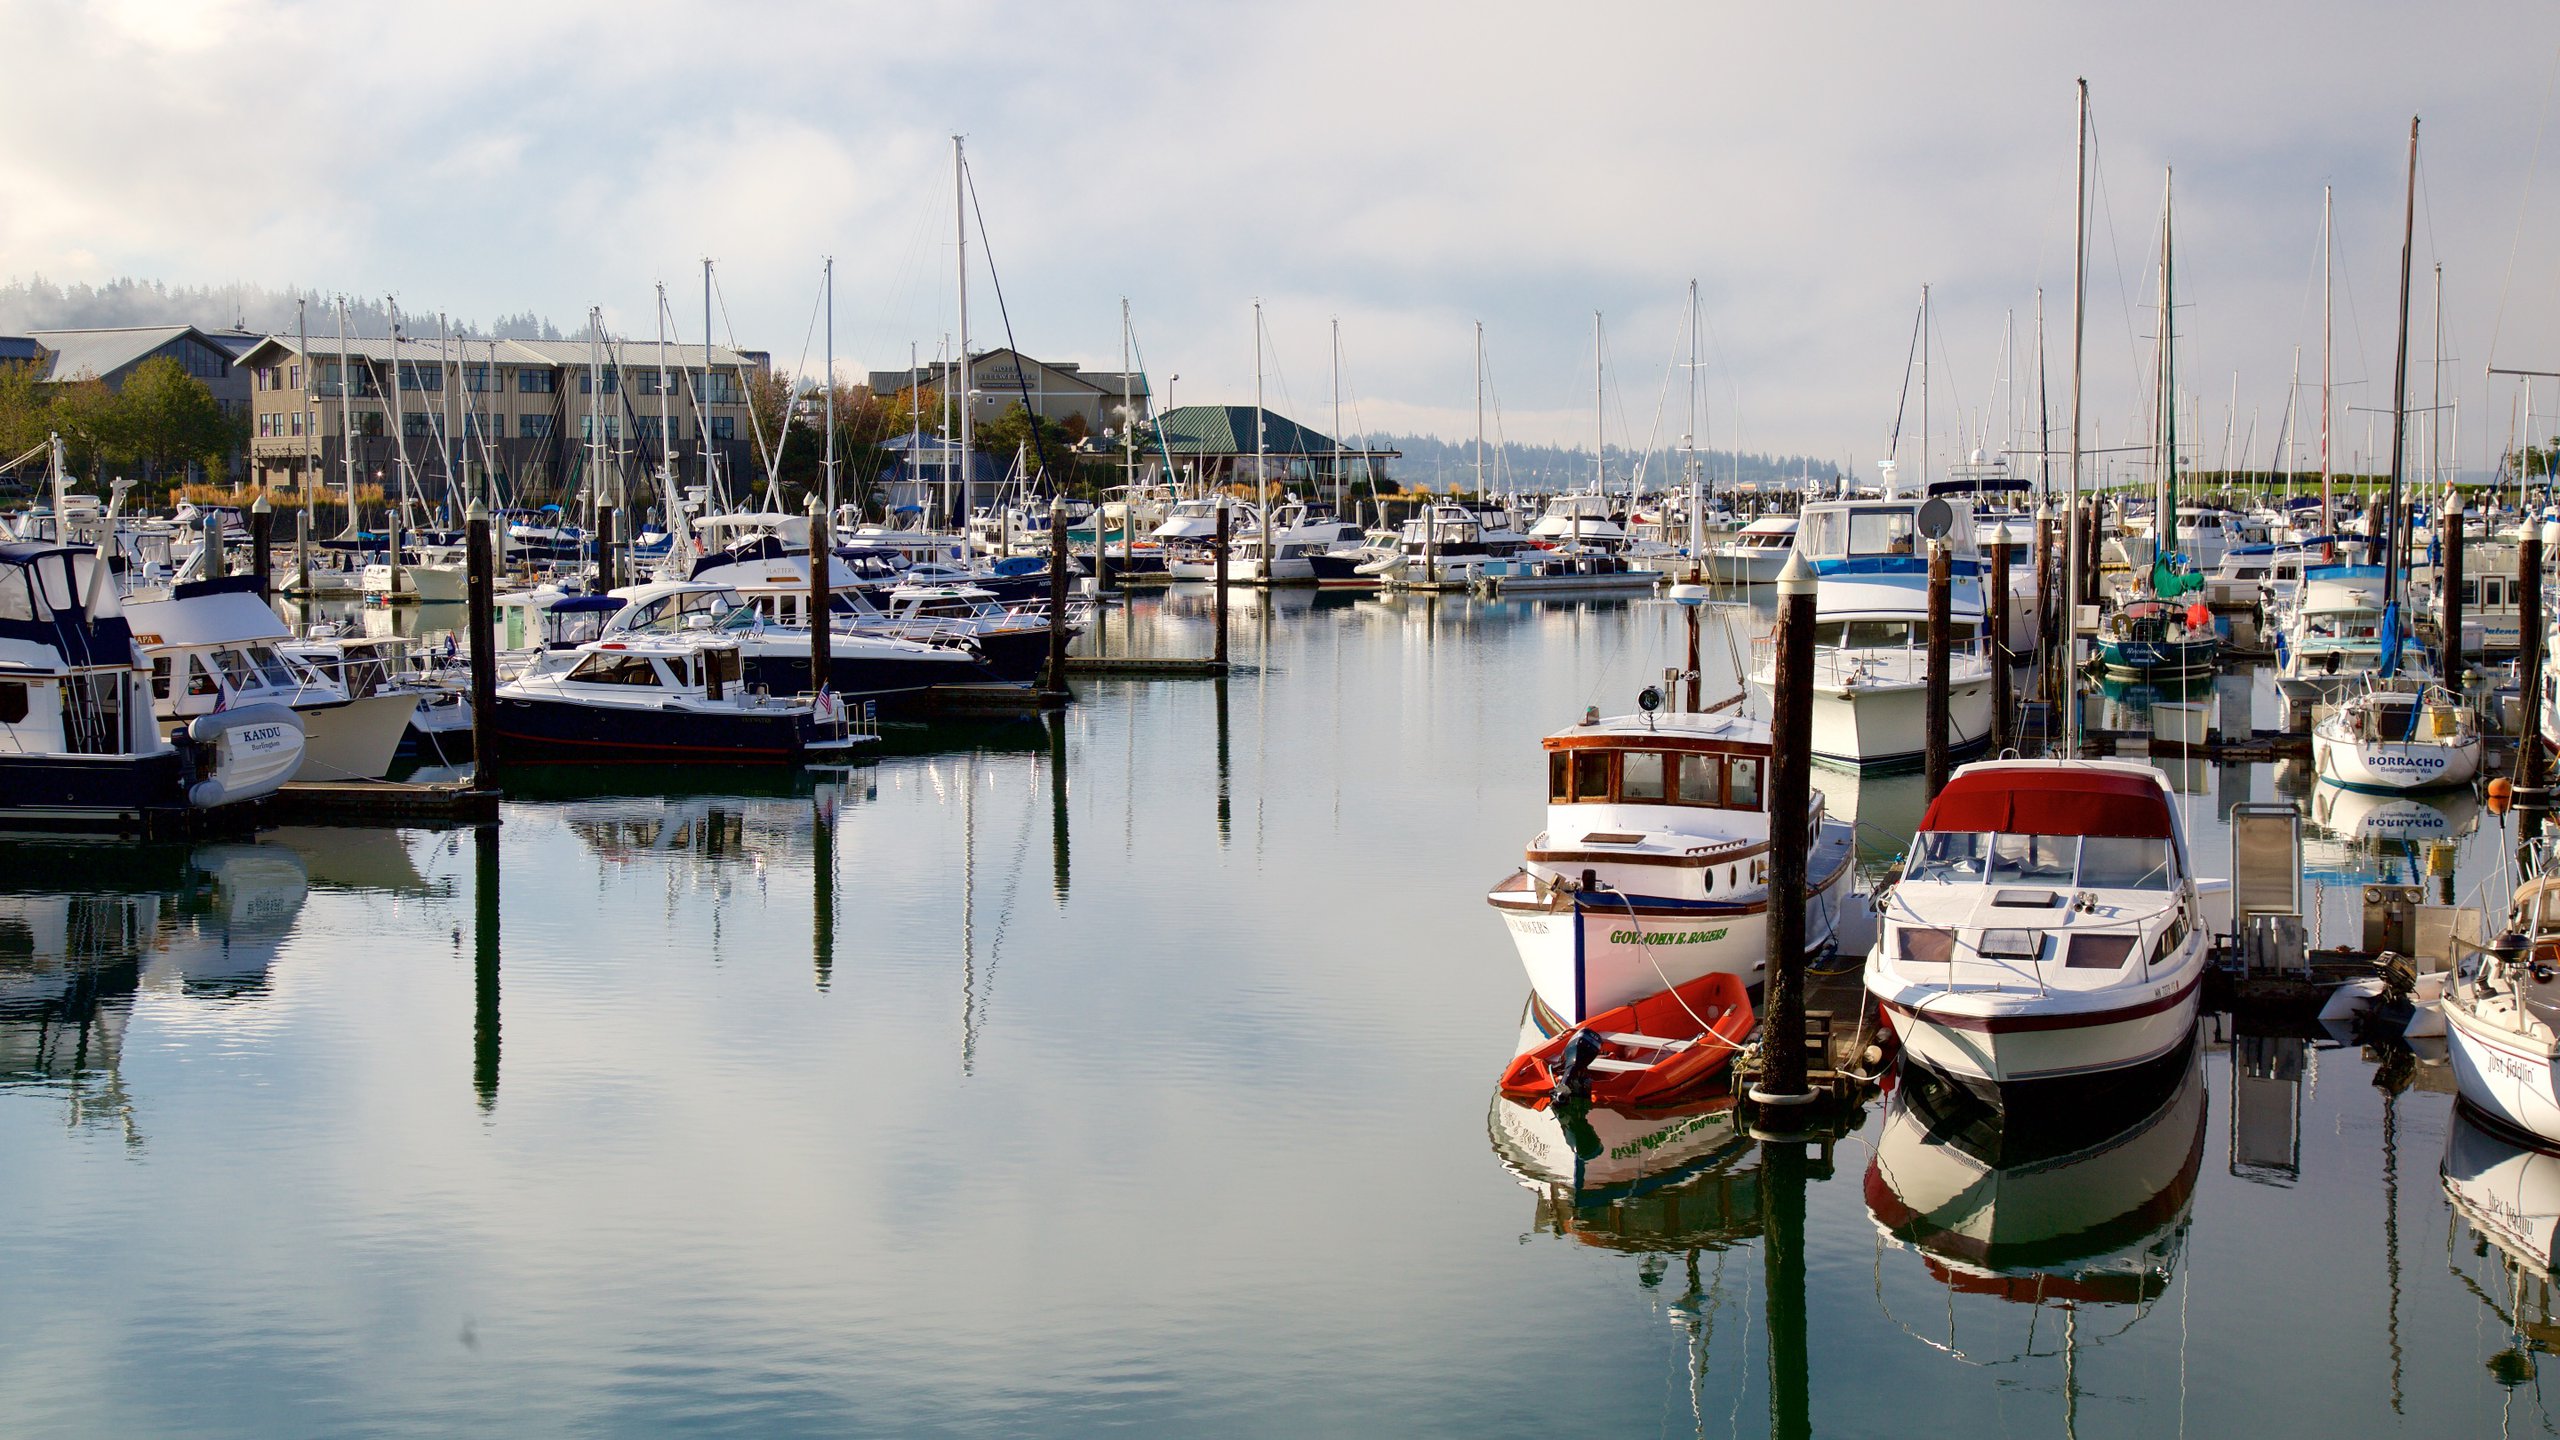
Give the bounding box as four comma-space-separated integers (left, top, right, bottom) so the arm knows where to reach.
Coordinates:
1609, 927, 1729, 946
1608, 1111, 1720, 1161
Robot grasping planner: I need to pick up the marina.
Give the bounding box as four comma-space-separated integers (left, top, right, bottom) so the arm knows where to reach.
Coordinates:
11, 11, 2560, 1435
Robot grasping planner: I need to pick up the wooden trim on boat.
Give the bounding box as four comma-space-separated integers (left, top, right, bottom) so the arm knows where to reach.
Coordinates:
1527, 840, 1767, 868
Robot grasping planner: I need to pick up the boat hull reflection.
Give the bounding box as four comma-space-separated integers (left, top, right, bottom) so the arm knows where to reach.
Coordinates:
1867, 1038, 2205, 1306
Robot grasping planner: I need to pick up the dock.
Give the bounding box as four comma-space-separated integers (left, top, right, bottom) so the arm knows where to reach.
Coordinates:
268, 780, 500, 826
1064, 656, 1231, 677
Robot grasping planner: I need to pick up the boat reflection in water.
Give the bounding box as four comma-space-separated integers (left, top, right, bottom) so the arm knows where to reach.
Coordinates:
1866, 1038, 2205, 1337
0, 838, 312, 1135
2441, 1104, 2560, 1397
1489, 1006, 1776, 1436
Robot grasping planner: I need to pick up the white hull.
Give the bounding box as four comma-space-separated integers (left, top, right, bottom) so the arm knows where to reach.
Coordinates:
2446, 999, 2560, 1147
292, 693, 419, 782
2310, 725, 2481, 793
1881, 961, 2204, 1092
1706, 547, 1792, 584
360, 563, 467, 603
1495, 821, 1857, 1025
1807, 673, 1994, 772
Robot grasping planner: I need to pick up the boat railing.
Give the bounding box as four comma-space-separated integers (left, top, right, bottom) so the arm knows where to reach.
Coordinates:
1749, 631, 1990, 686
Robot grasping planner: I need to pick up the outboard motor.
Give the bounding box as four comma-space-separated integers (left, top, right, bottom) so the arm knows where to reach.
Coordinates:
1547, 1028, 1604, 1106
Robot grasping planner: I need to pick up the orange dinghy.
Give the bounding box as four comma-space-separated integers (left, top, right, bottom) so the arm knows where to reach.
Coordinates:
1499, 972, 1755, 1110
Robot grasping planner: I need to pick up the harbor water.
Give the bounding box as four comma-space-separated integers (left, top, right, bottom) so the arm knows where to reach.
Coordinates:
0, 589, 2546, 1437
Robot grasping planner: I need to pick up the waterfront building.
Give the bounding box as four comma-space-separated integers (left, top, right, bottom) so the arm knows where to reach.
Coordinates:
237, 336, 766, 504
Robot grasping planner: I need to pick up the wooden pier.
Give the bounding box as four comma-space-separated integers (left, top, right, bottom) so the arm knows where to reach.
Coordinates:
1064, 656, 1231, 678
269, 780, 501, 826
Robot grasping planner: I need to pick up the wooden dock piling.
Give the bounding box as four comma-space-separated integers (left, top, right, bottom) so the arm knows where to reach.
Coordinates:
1752, 552, 1818, 1110
1925, 538, 1951, 795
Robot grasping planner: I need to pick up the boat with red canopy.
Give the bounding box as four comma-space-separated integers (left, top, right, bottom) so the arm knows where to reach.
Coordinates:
1863, 759, 2231, 1108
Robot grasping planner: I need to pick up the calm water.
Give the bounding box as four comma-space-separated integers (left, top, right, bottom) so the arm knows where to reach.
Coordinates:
0, 589, 2549, 1437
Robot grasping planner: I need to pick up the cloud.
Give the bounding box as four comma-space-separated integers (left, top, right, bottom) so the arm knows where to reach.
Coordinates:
3, 0, 2555, 465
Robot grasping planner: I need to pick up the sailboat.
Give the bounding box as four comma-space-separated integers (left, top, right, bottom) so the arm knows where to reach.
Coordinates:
2095, 173, 2219, 683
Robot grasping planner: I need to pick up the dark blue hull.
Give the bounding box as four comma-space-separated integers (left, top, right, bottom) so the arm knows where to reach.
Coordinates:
0, 751, 239, 834
489, 695, 812, 766
1307, 553, 1381, 588
739, 649, 1003, 718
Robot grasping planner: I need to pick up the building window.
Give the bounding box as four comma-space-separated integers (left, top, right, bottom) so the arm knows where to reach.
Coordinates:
291, 412, 305, 437
629, 372, 661, 396
520, 415, 554, 438
464, 364, 494, 393
578, 372, 618, 395
578, 416, 620, 440
403, 413, 433, 437
711, 416, 735, 440
289, 364, 302, 390
518, 369, 557, 394
397, 362, 442, 392
694, 373, 740, 404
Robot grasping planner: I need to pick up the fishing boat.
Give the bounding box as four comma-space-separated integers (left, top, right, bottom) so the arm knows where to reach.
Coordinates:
1484, 702, 1859, 1029
492, 636, 873, 765
0, 541, 303, 830
1747, 492, 1994, 772
1865, 760, 2222, 1108
1496, 971, 1752, 1109
2310, 680, 2481, 793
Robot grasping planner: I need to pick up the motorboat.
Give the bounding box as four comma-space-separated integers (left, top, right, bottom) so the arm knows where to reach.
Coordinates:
282, 631, 474, 762
1526, 492, 1628, 550
1306, 528, 1400, 589
123, 577, 416, 783
1865, 760, 2224, 1107
358, 558, 467, 604
2310, 680, 2481, 793
1748, 494, 1993, 772
2276, 564, 2435, 705
2434, 549, 2529, 657
2443, 863, 2560, 1147
493, 635, 875, 765
0, 542, 303, 830
596, 580, 998, 710
1479, 546, 1659, 596
1703, 515, 1799, 584
1362, 504, 1526, 587
1496, 971, 1752, 1108
1484, 703, 1859, 1029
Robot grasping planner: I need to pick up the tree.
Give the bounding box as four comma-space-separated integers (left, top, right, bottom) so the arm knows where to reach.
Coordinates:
0, 360, 48, 461
46, 375, 122, 481
115, 356, 239, 501
975, 402, 1076, 490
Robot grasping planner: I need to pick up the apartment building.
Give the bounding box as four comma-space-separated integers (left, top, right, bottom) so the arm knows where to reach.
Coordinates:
237, 335, 766, 503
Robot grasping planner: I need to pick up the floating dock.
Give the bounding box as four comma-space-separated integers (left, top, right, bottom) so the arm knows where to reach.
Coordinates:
269, 780, 501, 826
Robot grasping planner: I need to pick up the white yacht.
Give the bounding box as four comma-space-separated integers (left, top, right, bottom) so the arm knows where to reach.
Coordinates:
2275, 563, 2435, 704
1484, 705, 1859, 1030
123, 579, 416, 783
1703, 515, 1799, 584
1525, 492, 1628, 550
1866, 760, 2225, 1106
0, 542, 303, 829
1748, 495, 1993, 772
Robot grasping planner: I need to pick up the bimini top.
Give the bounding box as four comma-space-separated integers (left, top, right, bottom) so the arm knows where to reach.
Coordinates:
1918, 761, 2174, 839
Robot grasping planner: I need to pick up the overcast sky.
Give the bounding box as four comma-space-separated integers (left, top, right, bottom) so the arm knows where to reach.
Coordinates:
9, 0, 2559, 474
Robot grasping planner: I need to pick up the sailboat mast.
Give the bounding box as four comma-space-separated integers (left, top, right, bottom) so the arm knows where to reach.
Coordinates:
1330, 317, 1344, 516
954, 136, 974, 543
2321, 185, 2334, 553
824, 256, 837, 532
1593, 310, 1604, 495
657, 282, 673, 502
1121, 301, 1135, 508
336, 298, 356, 537
1254, 298, 1267, 552
1921, 284, 1931, 494
2384, 117, 2420, 620
704, 259, 716, 510
1473, 321, 1485, 494
2066, 78, 2089, 751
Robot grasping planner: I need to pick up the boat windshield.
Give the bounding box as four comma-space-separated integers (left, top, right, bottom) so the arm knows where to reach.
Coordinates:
1906, 831, 2174, 890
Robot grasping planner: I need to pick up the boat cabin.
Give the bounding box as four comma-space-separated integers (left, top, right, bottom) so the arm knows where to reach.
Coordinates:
1796, 496, 1979, 566
0, 542, 155, 760
1542, 717, 1767, 815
